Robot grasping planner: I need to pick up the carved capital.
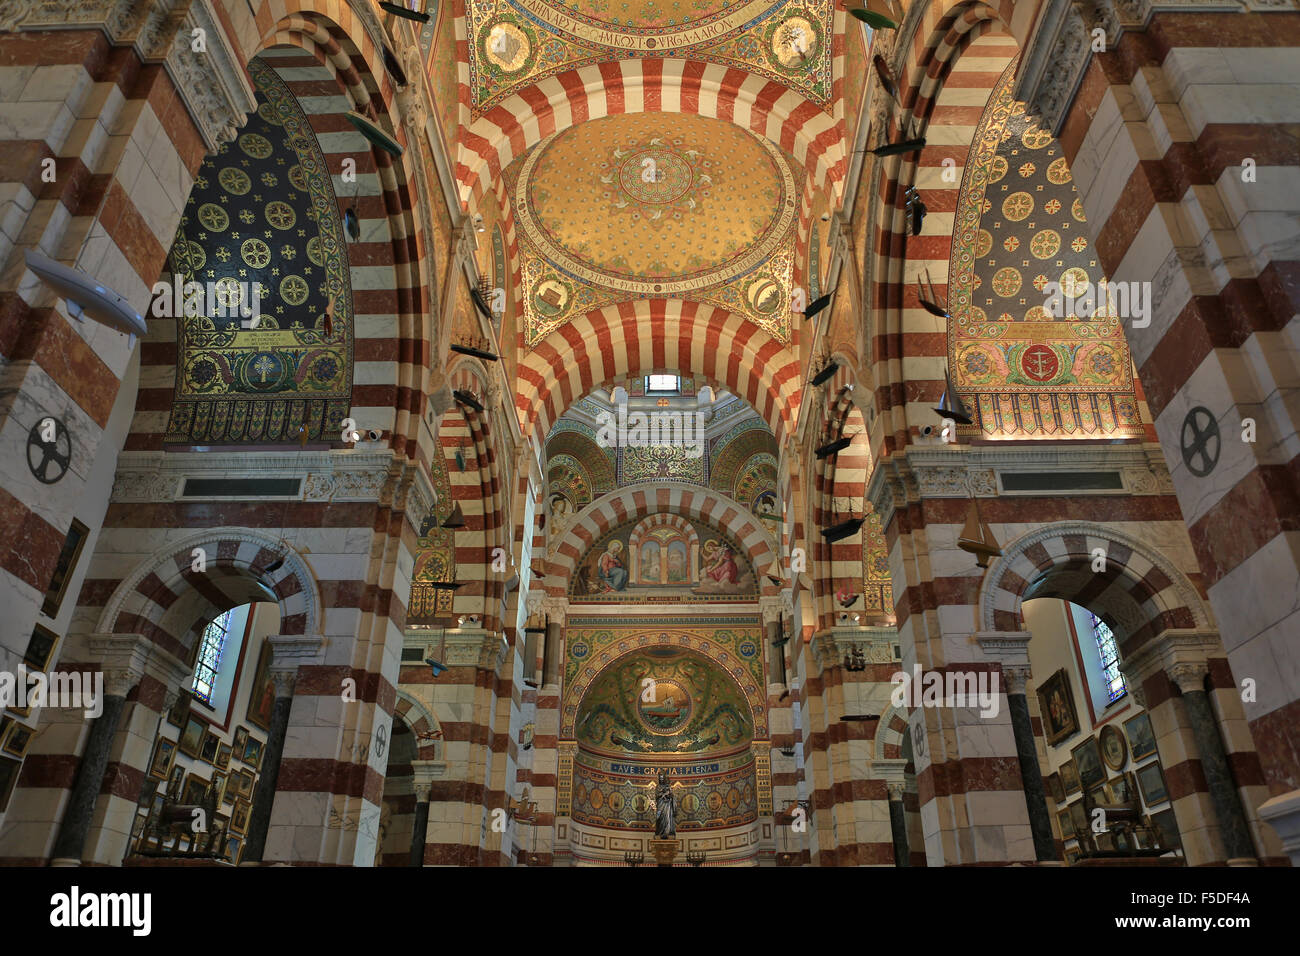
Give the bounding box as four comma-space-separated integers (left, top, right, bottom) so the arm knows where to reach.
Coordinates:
1168, 660, 1210, 694
541, 596, 568, 627
86, 634, 154, 697
1001, 663, 1034, 697
266, 634, 325, 699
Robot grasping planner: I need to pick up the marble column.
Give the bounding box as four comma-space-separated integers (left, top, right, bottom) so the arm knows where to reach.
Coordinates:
243, 635, 319, 864
543, 618, 562, 687
1168, 662, 1256, 862
409, 760, 440, 867
887, 782, 909, 867
49, 635, 150, 866
976, 633, 1054, 862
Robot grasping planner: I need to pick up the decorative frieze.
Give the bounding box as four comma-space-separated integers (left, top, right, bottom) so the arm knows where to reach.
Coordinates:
810, 626, 898, 671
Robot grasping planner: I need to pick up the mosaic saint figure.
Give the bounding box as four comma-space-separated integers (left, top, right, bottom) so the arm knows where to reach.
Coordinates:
597, 539, 629, 591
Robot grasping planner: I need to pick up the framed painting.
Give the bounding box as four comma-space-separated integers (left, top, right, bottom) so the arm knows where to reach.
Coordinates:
40, 518, 89, 619
23, 625, 59, 671
211, 771, 228, 806
200, 730, 220, 764
1059, 758, 1081, 796
230, 799, 251, 836
1106, 772, 1135, 805
1064, 846, 1082, 865
1124, 711, 1157, 761
216, 744, 232, 771
224, 835, 243, 865
1071, 736, 1105, 789
1068, 800, 1088, 837
0, 722, 33, 759
0, 756, 21, 813
179, 716, 207, 758
167, 765, 185, 800
241, 735, 263, 771
181, 774, 208, 806
147, 736, 176, 779
237, 768, 256, 798
1136, 761, 1169, 807
168, 691, 193, 729
245, 640, 276, 732
1057, 807, 1075, 839
1036, 669, 1079, 746
1100, 723, 1127, 771
233, 725, 250, 756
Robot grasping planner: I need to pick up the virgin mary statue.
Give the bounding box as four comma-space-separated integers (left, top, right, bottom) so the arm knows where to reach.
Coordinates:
654, 771, 676, 838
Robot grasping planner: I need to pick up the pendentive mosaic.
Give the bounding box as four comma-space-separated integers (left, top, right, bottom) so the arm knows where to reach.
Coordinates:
947, 60, 1141, 439
163, 58, 354, 445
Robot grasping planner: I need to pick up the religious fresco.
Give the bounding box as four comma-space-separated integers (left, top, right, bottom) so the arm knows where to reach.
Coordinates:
429, 2, 460, 154
162, 58, 353, 444
862, 509, 894, 621
506, 113, 799, 345
570, 749, 758, 831
574, 647, 753, 754
465, 0, 834, 115
948, 60, 1142, 439
709, 419, 779, 523
569, 514, 757, 602
562, 618, 766, 739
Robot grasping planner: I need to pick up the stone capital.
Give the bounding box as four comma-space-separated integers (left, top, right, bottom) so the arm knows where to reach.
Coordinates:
541, 596, 568, 627
1001, 664, 1034, 696
86, 634, 155, 697
411, 759, 447, 801
1120, 628, 1222, 697
810, 626, 898, 672
759, 597, 785, 626
266, 634, 325, 698
974, 630, 1033, 666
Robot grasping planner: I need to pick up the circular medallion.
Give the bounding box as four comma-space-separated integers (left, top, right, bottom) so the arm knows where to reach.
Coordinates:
1047, 156, 1073, 185
738, 640, 758, 659
239, 132, 273, 159
589, 787, 604, 810
279, 274, 310, 306
212, 276, 244, 313
265, 200, 296, 230
1100, 724, 1127, 771
1020, 344, 1060, 382
1031, 229, 1061, 259
975, 229, 993, 258
1072, 198, 1087, 222
288, 164, 309, 193
570, 641, 589, 659
631, 792, 648, 813
484, 21, 530, 73
770, 16, 818, 70
307, 236, 325, 267
992, 267, 1022, 297
219, 167, 251, 195
636, 678, 692, 735
185, 240, 207, 271
608, 791, 625, 812
1060, 267, 1090, 298
619, 147, 693, 205
988, 156, 1008, 183
1018, 161, 1037, 178
532, 277, 570, 318
706, 791, 723, 812
679, 792, 699, 813
373, 723, 387, 759
256, 101, 284, 126
197, 202, 229, 232
745, 274, 783, 315
1024, 305, 1051, 323
726, 786, 741, 809
1021, 127, 1053, 149
1180, 406, 1221, 477
241, 238, 271, 268
27, 417, 70, 484
247, 351, 285, 389
1002, 191, 1033, 221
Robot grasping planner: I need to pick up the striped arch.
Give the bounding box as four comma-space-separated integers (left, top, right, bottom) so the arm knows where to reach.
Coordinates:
517, 300, 802, 446
393, 690, 444, 762
810, 370, 873, 631
455, 58, 846, 209
95, 528, 322, 664
444, 360, 509, 632
542, 482, 779, 599
875, 703, 910, 761
980, 522, 1213, 654
866, 2, 1015, 458
256, 3, 426, 454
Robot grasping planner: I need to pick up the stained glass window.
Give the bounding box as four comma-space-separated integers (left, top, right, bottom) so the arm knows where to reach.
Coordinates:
646, 374, 679, 394
192, 610, 233, 705
1090, 613, 1126, 703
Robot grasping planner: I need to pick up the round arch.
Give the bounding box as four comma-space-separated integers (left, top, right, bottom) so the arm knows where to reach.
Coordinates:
542, 482, 780, 600
96, 528, 323, 662
456, 57, 846, 209
517, 300, 802, 446
979, 522, 1214, 653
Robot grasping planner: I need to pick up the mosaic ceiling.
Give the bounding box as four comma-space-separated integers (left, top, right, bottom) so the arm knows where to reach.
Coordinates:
466, 0, 834, 115
948, 62, 1142, 439
163, 58, 353, 445
509, 113, 800, 344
